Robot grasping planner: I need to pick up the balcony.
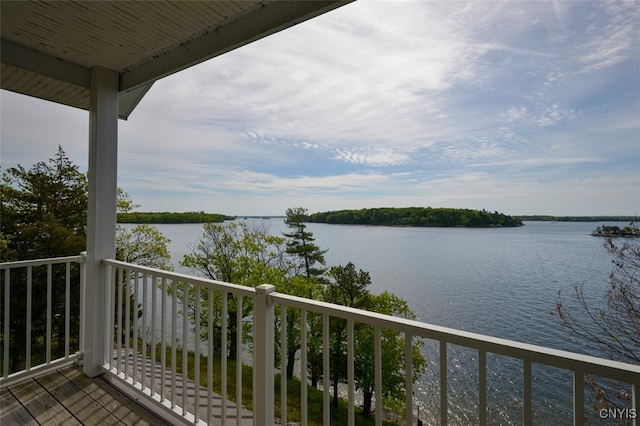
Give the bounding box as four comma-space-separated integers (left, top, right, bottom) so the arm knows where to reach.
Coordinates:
1, 255, 639, 426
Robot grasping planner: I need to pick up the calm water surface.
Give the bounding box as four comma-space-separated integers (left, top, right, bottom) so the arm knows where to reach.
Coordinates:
138, 220, 624, 424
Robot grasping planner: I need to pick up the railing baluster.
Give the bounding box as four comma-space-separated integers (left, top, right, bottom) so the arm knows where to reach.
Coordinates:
141, 273, 148, 391
222, 291, 228, 424
479, 350, 487, 426
301, 308, 308, 426
236, 295, 243, 426
524, 359, 532, 425
160, 277, 167, 402
573, 369, 585, 426
182, 280, 188, 416
194, 283, 201, 419
116, 267, 123, 375
79, 252, 86, 356
347, 318, 355, 426
207, 286, 214, 425
26, 266, 32, 371
65, 261, 70, 358
2, 268, 8, 378
405, 332, 413, 426
125, 269, 131, 378
132, 270, 139, 385
440, 340, 447, 425
171, 279, 177, 409
280, 305, 288, 426
151, 273, 157, 396
46, 263, 52, 364
107, 264, 116, 370
375, 326, 382, 426
323, 313, 330, 426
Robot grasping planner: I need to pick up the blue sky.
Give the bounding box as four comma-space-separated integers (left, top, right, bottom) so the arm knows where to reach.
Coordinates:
2, 0, 639, 217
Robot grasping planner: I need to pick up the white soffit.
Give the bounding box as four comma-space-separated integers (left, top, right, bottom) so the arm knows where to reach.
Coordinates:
1, 1, 351, 119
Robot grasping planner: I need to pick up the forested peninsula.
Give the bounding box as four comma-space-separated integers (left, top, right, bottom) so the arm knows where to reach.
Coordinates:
307, 207, 523, 227
118, 211, 234, 224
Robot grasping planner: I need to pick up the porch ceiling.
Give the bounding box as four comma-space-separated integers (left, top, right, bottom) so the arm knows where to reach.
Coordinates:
1, 1, 351, 119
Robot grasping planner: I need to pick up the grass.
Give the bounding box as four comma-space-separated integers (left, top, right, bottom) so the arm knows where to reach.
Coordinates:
154, 345, 398, 425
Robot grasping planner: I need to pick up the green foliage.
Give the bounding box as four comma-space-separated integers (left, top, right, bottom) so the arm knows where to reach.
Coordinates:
0, 147, 172, 374
118, 211, 232, 224
1, 146, 87, 261
1, 146, 86, 372
174, 210, 427, 422
308, 207, 522, 227
354, 292, 426, 418
180, 221, 293, 359
116, 224, 173, 270
323, 262, 426, 418
283, 207, 327, 280
592, 224, 639, 237
518, 215, 637, 222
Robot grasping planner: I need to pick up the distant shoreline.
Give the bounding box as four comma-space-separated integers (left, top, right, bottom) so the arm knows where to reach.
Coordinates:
117, 212, 636, 225
516, 215, 636, 222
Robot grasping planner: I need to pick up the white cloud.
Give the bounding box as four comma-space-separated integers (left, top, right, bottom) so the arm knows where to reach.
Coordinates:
2, 0, 638, 217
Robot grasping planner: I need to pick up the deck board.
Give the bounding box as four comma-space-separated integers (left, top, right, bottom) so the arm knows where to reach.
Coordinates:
35, 370, 122, 426
59, 367, 169, 426
0, 387, 39, 426
1, 366, 171, 426
7, 376, 82, 425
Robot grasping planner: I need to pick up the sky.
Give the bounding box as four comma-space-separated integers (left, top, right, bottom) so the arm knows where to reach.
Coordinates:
2, 0, 639, 217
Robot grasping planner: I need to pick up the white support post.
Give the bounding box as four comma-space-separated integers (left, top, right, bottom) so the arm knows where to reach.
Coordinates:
253, 284, 275, 426
83, 66, 119, 377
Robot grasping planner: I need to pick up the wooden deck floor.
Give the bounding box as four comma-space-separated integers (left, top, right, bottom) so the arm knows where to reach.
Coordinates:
1, 366, 171, 426
1, 358, 254, 426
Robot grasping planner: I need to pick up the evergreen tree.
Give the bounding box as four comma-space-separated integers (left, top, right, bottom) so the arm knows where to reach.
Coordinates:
1, 147, 87, 371
283, 207, 327, 280
0, 147, 171, 373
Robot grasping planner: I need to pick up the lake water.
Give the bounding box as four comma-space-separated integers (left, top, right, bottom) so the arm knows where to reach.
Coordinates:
131, 220, 626, 424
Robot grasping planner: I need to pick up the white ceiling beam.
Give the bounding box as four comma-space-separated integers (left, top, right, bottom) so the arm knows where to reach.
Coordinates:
1, 38, 91, 89
120, 0, 352, 92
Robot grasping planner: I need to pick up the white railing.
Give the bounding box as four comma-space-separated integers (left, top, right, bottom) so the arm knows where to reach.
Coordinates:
102, 259, 258, 426
101, 259, 640, 426
273, 293, 640, 426
2, 257, 639, 426
0, 254, 85, 388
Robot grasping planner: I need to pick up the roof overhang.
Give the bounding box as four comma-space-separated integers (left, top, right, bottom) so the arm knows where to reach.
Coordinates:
1, 1, 352, 119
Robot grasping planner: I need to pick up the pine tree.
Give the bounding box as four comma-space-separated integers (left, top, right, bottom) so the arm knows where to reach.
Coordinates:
283, 207, 327, 280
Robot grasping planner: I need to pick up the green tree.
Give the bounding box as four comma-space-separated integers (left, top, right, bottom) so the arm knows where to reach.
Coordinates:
1, 147, 87, 371
0, 147, 172, 372
283, 207, 327, 280
324, 262, 373, 407
555, 222, 639, 417
281, 207, 328, 382
1, 146, 87, 261
323, 262, 426, 418
181, 221, 291, 360
354, 292, 426, 418
116, 189, 172, 270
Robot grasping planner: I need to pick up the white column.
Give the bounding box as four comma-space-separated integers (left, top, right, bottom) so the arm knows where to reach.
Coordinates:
253, 284, 275, 426
83, 66, 119, 377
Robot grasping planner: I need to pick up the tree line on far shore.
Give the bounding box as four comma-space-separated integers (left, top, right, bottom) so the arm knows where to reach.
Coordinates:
307, 207, 523, 227
118, 211, 233, 224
